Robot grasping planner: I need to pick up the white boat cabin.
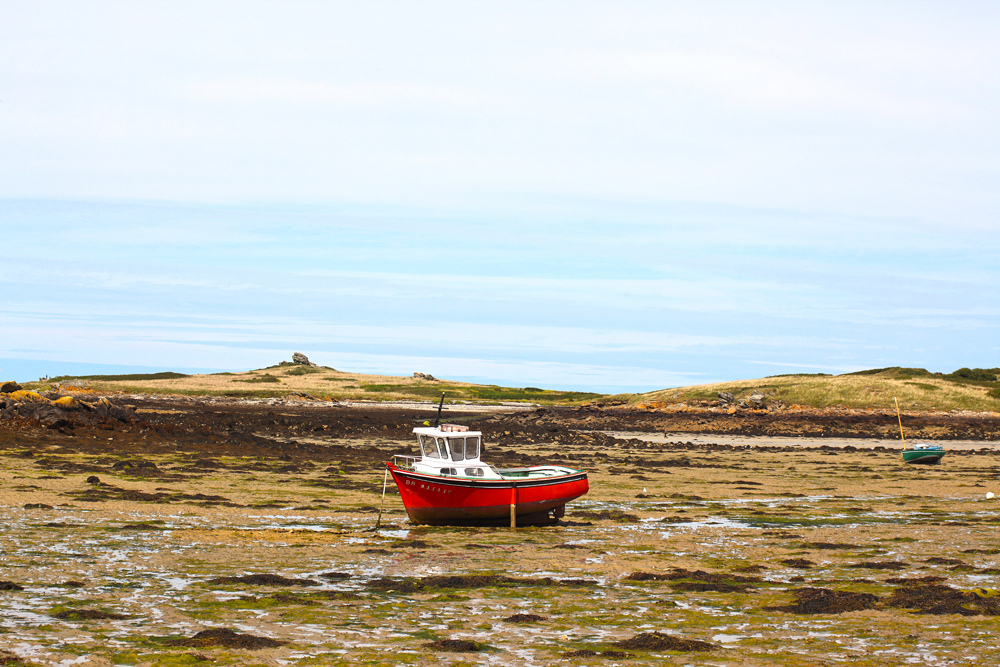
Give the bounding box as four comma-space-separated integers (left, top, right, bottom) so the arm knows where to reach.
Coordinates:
408, 425, 503, 479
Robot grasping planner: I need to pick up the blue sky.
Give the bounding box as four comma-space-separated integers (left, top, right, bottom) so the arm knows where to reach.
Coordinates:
1, 2, 998, 391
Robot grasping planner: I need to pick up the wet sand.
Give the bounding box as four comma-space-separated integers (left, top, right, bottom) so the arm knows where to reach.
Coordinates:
0, 396, 998, 665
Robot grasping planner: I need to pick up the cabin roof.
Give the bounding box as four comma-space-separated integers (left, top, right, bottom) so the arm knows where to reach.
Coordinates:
413, 426, 482, 438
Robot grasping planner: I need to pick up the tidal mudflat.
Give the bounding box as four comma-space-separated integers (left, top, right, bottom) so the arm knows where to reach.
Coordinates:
0, 397, 998, 665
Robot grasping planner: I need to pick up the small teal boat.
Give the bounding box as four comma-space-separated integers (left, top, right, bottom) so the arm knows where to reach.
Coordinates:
901, 444, 946, 464
894, 396, 945, 464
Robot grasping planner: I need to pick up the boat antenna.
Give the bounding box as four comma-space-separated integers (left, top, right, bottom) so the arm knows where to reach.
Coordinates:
434, 392, 445, 427
894, 396, 906, 448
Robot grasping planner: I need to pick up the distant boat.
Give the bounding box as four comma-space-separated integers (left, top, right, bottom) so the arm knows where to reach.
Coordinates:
901, 444, 946, 464
894, 396, 945, 464
386, 423, 589, 526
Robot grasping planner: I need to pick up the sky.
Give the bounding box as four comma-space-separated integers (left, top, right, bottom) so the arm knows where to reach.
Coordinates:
1, 1, 998, 391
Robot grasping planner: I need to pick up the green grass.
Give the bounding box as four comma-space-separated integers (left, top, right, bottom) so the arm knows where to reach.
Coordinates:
639, 366, 1000, 412
284, 366, 323, 376
49, 372, 190, 382
236, 374, 281, 384
359, 383, 602, 404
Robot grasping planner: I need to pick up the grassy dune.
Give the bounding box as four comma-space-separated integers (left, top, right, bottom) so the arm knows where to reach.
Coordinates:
639, 367, 1000, 412
27, 364, 602, 406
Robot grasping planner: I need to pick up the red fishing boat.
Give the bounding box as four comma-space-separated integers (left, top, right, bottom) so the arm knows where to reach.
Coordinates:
386, 423, 588, 526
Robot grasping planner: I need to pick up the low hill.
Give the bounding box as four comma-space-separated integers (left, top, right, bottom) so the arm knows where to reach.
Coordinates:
22, 363, 603, 406
637, 367, 1000, 413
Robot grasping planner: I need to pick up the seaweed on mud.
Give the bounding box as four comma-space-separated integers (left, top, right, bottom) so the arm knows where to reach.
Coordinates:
562, 649, 633, 658
52, 608, 129, 620
848, 561, 909, 571
765, 587, 879, 614
801, 541, 862, 550
0, 581, 24, 591
319, 571, 350, 580
362, 548, 390, 554
781, 558, 815, 569
670, 581, 753, 593
733, 564, 768, 573
551, 543, 588, 550
422, 639, 488, 652
504, 613, 546, 622
962, 548, 1000, 554
626, 568, 761, 584
367, 574, 596, 593
885, 576, 946, 585
612, 632, 717, 652
164, 628, 287, 649
118, 521, 167, 531
23, 503, 53, 509
207, 574, 319, 587
388, 539, 437, 549
885, 584, 1000, 616
0, 650, 31, 666
925, 557, 965, 565
574, 509, 640, 522
267, 592, 320, 605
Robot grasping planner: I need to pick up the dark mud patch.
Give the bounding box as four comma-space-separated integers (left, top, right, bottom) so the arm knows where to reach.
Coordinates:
23, 503, 53, 509
164, 628, 287, 649
422, 639, 488, 653
504, 613, 546, 622
849, 561, 909, 571
765, 587, 879, 614
612, 632, 717, 652
361, 548, 390, 554
0, 581, 24, 591
781, 558, 815, 569
885, 584, 1000, 616
52, 608, 128, 620
207, 574, 319, 587
319, 571, 350, 580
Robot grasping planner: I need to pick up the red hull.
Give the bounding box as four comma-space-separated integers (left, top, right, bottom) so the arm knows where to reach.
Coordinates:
387, 463, 589, 526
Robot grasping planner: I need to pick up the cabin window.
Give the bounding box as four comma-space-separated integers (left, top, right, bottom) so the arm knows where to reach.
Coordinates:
464, 467, 484, 477
465, 436, 480, 459
450, 437, 466, 461
419, 435, 443, 459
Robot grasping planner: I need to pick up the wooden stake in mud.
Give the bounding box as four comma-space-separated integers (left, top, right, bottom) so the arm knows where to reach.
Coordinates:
510, 485, 517, 529
894, 396, 906, 449
375, 466, 389, 532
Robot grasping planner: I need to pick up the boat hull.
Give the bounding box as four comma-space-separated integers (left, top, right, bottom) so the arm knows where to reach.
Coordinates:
902, 449, 945, 464
387, 463, 589, 526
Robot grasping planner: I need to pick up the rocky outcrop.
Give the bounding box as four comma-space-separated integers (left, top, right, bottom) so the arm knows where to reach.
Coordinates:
0, 391, 136, 431
291, 352, 316, 366
717, 392, 735, 406
1, 381, 22, 393
413, 373, 437, 381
